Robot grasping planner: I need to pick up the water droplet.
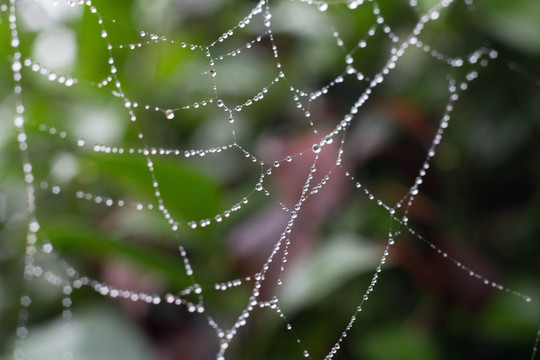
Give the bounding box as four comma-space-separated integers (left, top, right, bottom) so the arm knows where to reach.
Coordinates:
29, 221, 40, 232
165, 110, 175, 119
255, 183, 263, 191
101, 30, 107, 38
317, 2, 328, 11
286, 156, 292, 162
312, 144, 321, 153
43, 243, 53, 253
345, 54, 353, 64
303, 350, 310, 358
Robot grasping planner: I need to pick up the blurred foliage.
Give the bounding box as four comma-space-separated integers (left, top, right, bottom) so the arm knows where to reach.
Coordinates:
0, 0, 539, 359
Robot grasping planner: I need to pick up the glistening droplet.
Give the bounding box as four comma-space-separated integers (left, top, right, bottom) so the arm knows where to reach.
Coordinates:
165, 110, 175, 119
317, 2, 328, 11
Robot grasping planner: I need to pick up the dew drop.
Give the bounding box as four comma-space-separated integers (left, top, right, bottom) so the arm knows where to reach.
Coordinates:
165, 110, 175, 119
312, 144, 321, 153
29, 221, 40, 233
43, 243, 53, 253
317, 2, 328, 11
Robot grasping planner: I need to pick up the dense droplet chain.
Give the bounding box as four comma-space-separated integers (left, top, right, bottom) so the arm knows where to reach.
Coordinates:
395, 50, 498, 215
9, 0, 43, 357
212, 31, 271, 60
214, 276, 252, 291
25, 256, 207, 311
410, 38, 465, 67
207, 0, 265, 48
395, 77, 460, 215
115, 31, 178, 50
37, 122, 236, 156
141, 97, 216, 118
265, 156, 323, 305
229, 74, 283, 113
39, 180, 272, 233
22, 58, 78, 86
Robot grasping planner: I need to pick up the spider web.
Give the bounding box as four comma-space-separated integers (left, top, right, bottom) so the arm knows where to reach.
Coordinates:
2, 0, 539, 359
